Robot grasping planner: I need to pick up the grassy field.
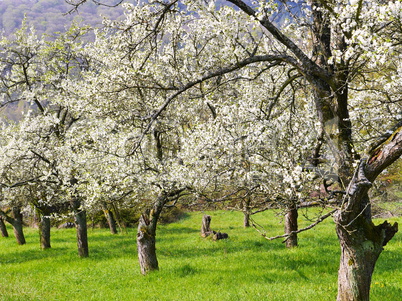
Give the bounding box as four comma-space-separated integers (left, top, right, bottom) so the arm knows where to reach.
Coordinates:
0, 210, 401, 301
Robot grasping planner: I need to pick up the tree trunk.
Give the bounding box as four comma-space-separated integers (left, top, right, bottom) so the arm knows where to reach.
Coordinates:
242, 198, 251, 228
0, 207, 26, 244
284, 204, 298, 248
11, 207, 26, 245
137, 210, 159, 274
75, 209, 89, 258
335, 154, 400, 300
0, 217, 9, 237
71, 199, 89, 258
137, 192, 174, 275
39, 215, 51, 249
201, 214, 212, 237
336, 211, 397, 300
102, 202, 118, 234
243, 211, 250, 228
112, 202, 126, 233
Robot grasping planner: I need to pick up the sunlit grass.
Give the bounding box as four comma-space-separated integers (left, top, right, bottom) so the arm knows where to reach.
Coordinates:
0, 210, 400, 300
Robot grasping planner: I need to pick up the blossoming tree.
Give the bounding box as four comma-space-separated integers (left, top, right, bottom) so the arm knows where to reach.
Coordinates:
68, 1, 402, 299
0, 22, 95, 254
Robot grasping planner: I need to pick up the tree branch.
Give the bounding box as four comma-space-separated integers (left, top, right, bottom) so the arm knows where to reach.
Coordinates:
251, 209, 337, 241
0, 209, 14, 225
130, 54, 293, 154
65, 0, 124, 14
227, 0, 330, 81
365, 124, 402, 181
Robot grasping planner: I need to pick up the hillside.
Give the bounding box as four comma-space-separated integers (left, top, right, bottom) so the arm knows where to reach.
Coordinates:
0, 0, 134, 37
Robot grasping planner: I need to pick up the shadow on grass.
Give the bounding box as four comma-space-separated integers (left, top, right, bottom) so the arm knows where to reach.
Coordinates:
0, 246, 74, 265
0, 220, 391, 283
0, 228, 137, 264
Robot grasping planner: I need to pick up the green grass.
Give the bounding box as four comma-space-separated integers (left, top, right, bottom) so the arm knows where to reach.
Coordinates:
0, 210, 401, 300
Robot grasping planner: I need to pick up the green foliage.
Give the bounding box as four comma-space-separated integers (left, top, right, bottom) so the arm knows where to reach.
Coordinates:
0, 210, 400, 300
159, 206, 187, 224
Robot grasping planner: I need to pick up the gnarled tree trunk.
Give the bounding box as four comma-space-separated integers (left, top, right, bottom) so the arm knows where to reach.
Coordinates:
284, 203, 298, 248
0, 208, 25, 244
335, 189, 398, 300
334, 128, 402, 300
137, 209, 159, 274
336, 216, 397, 300
137, 194, 167, 275
0, 216, 8, 237
71, 200, 89, 258
11, 207, 26, 245
137, 189, 184, 275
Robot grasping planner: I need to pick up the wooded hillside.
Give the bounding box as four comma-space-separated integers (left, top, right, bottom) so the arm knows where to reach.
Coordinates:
0, 0, 133, 36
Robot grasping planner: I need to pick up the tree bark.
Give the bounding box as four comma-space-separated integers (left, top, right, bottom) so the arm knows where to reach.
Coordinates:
243, 211, 250, 228
201, 214, 212, 237
336, 216, 397, 300
71, 200, 89, 258
75, 209, 89, 258
39, 214, 51, 249
102, 202, 118, 234
334, 127, 402, 300
335, 189, 398, 301
137, 209, 159, 274
0, 217, 9, 237
242, 198, 251, 228
0, 207, 25, 244
137, 194, 168, 275
11, 207, 26, 245
284, 204, 298, 248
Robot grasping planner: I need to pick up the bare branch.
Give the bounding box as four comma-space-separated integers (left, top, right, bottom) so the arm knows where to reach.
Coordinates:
227, 0, 330, 81
0, 178, 41, 188
251, 209, 337, 241
30, 150, 51, 165
65, 0, 124, 14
